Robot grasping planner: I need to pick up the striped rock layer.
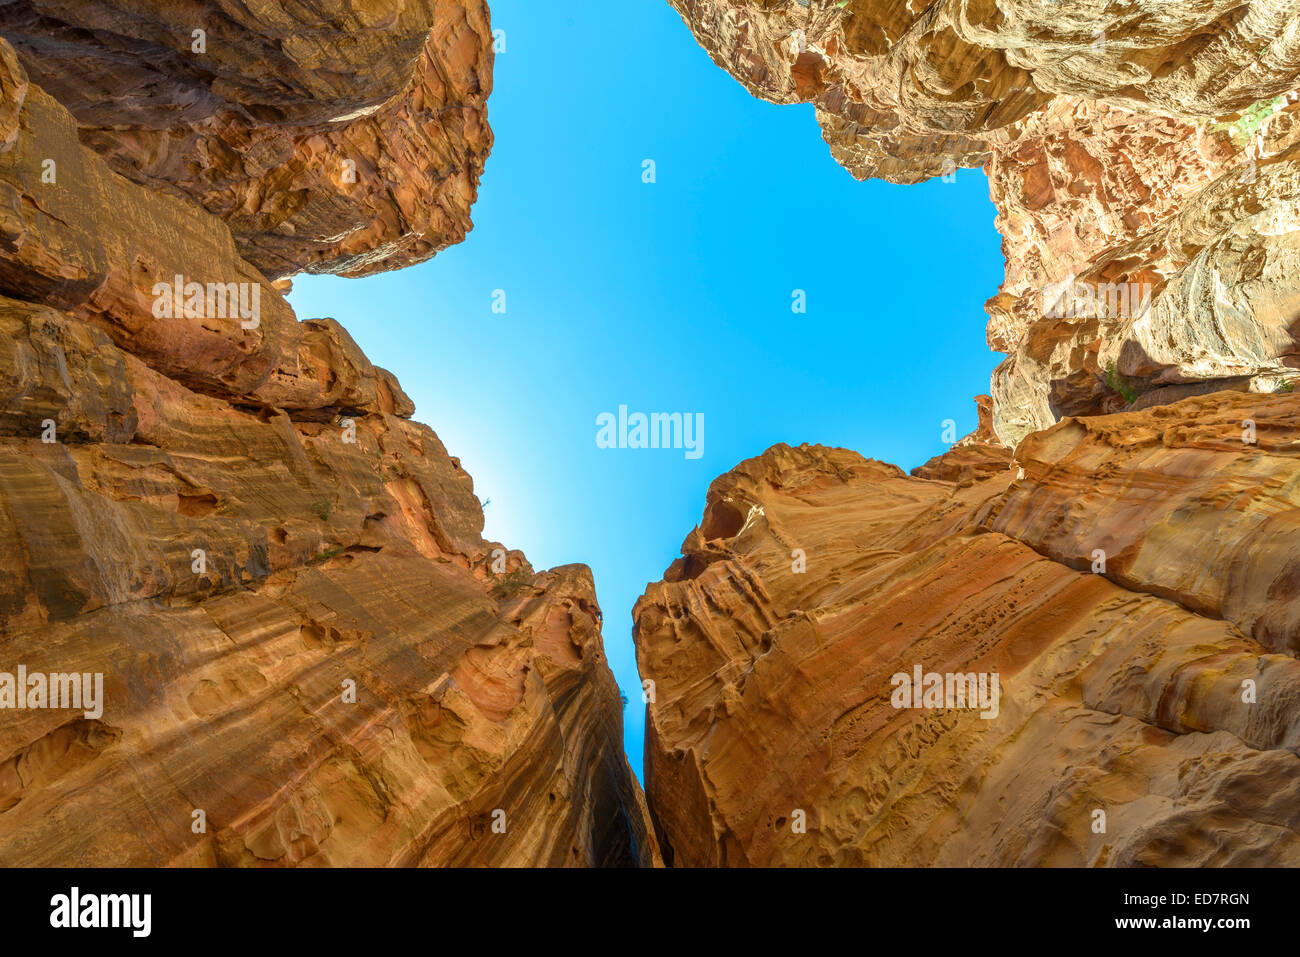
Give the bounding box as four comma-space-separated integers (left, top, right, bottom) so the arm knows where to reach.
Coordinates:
636, 393, 1300, 866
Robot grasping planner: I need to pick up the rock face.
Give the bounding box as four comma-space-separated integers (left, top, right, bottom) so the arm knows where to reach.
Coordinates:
989, 96, 1300, 444
667, 0, 1300, 444
668, 0, 1299, 176
0, 0, 493, 278
635, 394, 1300, 866
0, 17, 657, 866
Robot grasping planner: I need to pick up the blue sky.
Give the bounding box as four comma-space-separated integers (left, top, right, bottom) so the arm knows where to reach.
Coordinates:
287, 0, 1003, 781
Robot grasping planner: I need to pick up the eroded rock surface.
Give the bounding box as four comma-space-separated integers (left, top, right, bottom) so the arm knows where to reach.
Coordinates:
635, 396, 1300, 866
635, 0, 1300, 867
0, 0, 493, 278
0, 31, 656, 867
667, 0, 1297, 181
990, 94, 1300, 443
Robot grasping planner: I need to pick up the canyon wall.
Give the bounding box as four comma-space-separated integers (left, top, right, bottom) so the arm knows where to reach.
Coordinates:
637, 0, 1300, 866
667, 0, 1300, 444
0, 5, 657, 866
0, 0, 492, 278
636, 396, 1300, 866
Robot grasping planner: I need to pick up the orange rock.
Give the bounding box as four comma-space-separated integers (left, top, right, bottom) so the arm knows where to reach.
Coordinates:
0, 1, 494, 278
912, 395, 1013, 483
0, 24, 656, 866
635, 399, 1300, 865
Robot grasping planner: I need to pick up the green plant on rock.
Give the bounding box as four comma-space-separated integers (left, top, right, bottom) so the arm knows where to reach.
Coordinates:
1105, 363, 1140, 405
489, 566, 534, 599
310, 545, 344, 564
309, 498, 333, 521
1211, 95, 1287, 149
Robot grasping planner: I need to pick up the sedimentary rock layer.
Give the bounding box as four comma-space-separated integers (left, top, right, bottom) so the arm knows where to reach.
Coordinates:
666, 0, 1300, 443
635, 393, 1300, 866
0, 34, 656, 866
0, 0, 493, 278
990, 94, 1300, 443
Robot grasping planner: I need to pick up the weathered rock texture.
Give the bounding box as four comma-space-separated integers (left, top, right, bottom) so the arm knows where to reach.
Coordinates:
0, 0, 493, 278
635, 394, 1300, 866
990, 94, 1300, 443
0, 22, 656, 866
667, 0, 1300, 444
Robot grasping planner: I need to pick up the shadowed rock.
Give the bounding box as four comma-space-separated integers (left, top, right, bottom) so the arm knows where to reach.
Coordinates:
0, 0, 494, 278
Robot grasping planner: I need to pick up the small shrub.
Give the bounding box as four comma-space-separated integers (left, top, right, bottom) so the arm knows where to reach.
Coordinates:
1105, 363, 1139, 404
310, 545, 344, 565
1211, 96, 1287, 149
489, 567, 533, 598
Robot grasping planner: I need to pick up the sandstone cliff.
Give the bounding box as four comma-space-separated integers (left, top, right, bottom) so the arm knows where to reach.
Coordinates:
635, 398, 1300, 866
0, 0, 492, 278
667, 0, 1300, 444
0, 6, 656, 867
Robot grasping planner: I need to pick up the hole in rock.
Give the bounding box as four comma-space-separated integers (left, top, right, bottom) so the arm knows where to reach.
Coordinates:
176, 491, 219, 517
699, 500, 746, 541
